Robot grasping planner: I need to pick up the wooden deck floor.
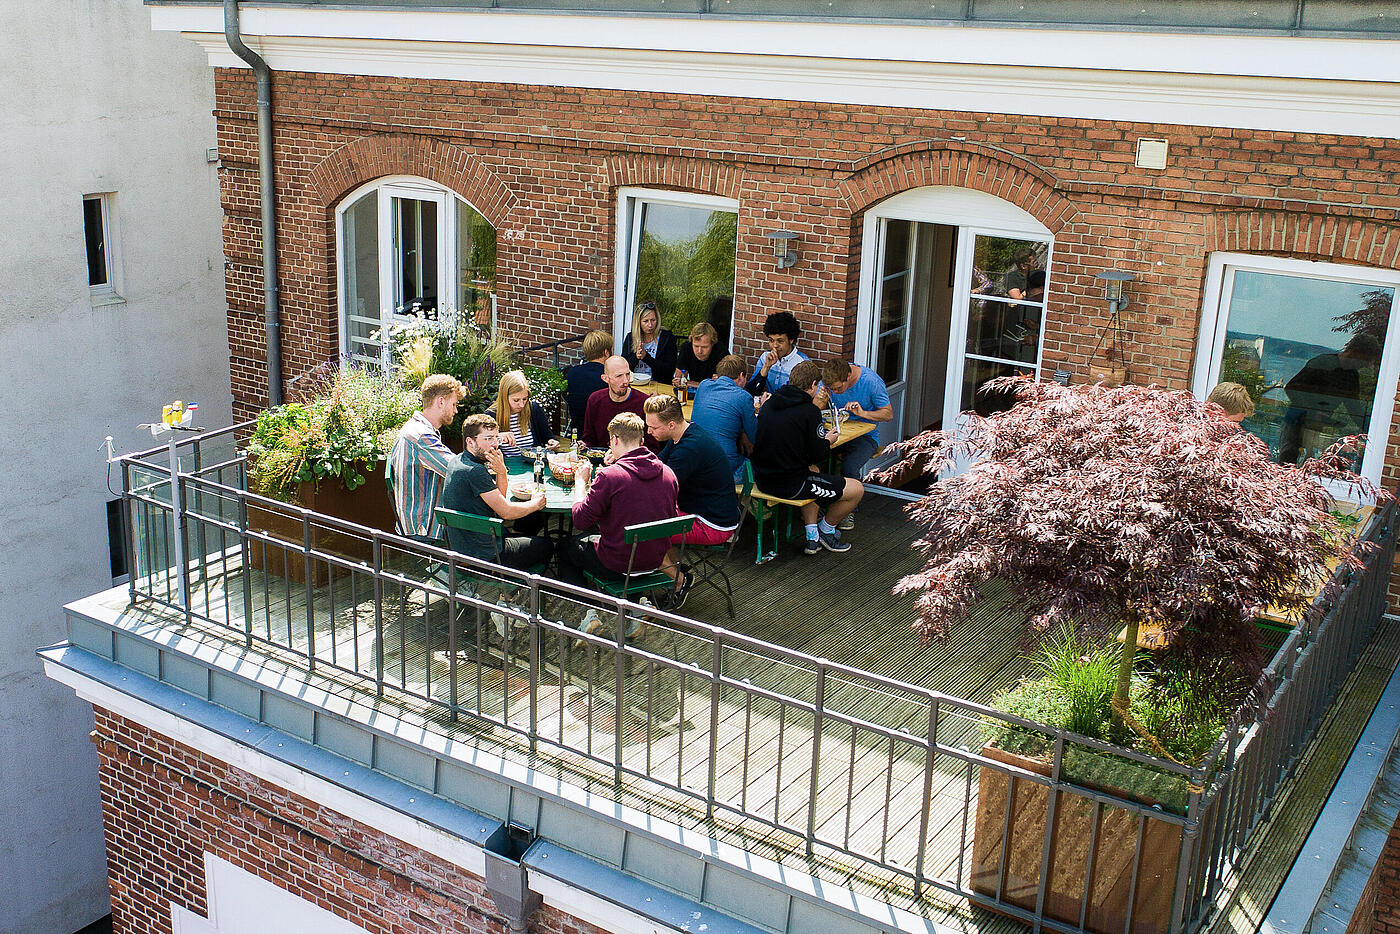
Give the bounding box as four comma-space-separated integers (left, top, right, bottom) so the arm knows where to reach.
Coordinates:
149, 490, 1036, 928
139, 490, 1381, 934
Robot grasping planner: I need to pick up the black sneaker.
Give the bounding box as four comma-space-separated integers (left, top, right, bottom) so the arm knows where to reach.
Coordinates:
818, 529, 851, 553
803, 536, 822, 555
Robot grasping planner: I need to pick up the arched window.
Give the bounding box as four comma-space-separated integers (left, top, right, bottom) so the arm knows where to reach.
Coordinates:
336, 177, 497, 366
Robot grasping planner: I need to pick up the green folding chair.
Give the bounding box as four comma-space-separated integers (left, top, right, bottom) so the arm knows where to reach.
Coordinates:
434, 506, 549, 575
583, 515, 695, 601
684, 476, 751, 620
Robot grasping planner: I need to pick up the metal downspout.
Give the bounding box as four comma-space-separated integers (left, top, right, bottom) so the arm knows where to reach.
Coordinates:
223, 0, 283, 406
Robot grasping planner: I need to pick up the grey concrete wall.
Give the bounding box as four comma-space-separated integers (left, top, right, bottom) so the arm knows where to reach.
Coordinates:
0, 1, 233, 931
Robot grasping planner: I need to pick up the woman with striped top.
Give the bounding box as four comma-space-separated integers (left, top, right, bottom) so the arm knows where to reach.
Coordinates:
492, 370, 559, 458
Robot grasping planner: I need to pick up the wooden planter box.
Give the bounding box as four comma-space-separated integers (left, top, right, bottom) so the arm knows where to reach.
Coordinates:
970, 743, 1183, 934
247, 465, 398, 586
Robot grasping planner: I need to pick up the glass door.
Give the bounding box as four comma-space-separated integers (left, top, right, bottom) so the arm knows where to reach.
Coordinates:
383, 186, 448, 320
869, 219, 915, 435
949, 232, 1051, 420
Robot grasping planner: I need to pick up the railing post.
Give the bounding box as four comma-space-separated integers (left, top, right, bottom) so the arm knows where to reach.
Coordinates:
122, 460, 138, 606
1168, 784, 1204, 934
707, 633, 722, 820
176, 473, 193, 626
303, 512, 316, 670
238, 492, 253, 646
805, 663, 826, 855
614, 602, 627, 789
372, 536, 385, 697
528, 577, 541, 753
447, 560, 458, 722
913, 699, 938, 896
1032, 731, 1066, 930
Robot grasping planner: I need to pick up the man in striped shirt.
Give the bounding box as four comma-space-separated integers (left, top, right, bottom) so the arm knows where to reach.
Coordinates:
388, 374, 465, 543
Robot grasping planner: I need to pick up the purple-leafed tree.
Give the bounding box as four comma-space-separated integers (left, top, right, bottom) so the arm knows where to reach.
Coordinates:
872, 377, 1380, 726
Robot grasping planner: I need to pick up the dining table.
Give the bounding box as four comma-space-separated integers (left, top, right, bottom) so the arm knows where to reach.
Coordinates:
630, 379, 878, 450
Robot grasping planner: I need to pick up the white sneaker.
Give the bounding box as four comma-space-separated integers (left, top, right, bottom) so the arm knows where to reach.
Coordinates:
578, 609, 603, 635
837, 514, 855, 532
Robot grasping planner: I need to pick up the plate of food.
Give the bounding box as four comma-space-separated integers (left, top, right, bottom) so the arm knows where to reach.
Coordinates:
630, 372, 651, 384
509, 480, 536, 500
516, 446, 547, 462
581, 447, 608, 463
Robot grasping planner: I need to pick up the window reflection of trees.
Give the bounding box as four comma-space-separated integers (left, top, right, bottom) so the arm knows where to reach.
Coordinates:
634, 211, 737, 345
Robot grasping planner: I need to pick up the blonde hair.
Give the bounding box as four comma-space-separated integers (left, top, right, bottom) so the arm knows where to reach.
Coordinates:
421, 373, 465, 408
631, 302, 659, 355
643, 394, 684, 424
493, 370, 531, 430
608, 412, 646, 446
1206, 382, 1255, 418
688, 321, 719, 344
581, 329, 613, 362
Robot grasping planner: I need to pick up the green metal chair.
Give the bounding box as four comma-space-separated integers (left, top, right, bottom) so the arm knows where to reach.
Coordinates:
583, 515, 695, 601
434, 506, 549, 576
688, 482, 750, 620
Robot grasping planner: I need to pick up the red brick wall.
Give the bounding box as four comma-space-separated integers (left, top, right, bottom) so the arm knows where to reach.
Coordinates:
210, 68, 1400, 600
91, 708, 609, 934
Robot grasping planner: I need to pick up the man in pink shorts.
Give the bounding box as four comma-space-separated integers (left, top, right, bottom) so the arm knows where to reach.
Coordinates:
643, 394, 741, 609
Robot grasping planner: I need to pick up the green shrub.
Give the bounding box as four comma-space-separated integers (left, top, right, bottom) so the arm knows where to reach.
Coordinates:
246, 364, 416, 501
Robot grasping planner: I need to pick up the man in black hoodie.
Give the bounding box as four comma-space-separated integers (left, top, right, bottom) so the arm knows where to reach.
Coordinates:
751, 360, 863, 554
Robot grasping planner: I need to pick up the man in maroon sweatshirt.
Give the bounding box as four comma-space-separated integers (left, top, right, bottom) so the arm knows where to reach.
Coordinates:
581, 356, 659, 450
559, 412, 679, 601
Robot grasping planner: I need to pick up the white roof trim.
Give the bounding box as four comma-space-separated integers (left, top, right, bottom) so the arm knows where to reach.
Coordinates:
152, 6, 1400, 138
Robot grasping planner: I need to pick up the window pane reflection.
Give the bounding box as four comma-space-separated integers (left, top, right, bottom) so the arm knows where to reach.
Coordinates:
633, 202, 737, 348
342, 191, 380, 365
456, 200, 497, 329
966, 297, 1040, 364
961, 358, 1031, 416
1219, 270, 1391, 469
973, 235, 1046, 299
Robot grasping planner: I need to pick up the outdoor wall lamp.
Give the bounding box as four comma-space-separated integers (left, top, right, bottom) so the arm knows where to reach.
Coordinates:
1096, 269, 1135, 313
766, 230, 800, 269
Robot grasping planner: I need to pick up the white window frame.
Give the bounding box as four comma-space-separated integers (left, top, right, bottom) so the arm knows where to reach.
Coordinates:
84, 192, 123, 305
613, 187, 740, 353
1193, 251, 1400, 498
335, 176, 494, 367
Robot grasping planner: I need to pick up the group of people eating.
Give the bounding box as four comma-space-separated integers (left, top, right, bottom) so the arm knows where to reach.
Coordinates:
387, 303, 894, 623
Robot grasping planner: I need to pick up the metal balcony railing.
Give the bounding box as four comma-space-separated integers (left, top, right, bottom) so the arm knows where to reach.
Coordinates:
114, 422, 1396, 933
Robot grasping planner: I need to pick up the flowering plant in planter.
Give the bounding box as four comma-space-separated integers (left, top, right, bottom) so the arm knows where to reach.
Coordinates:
246, 363, 416, 501
873, 378, 1382, 749
387, 311, 516, 440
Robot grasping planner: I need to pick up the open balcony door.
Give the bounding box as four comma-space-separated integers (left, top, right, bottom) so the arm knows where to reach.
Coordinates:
856, 188, 1054, 470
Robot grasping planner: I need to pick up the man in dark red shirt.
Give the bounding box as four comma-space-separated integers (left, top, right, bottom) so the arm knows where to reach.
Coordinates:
581, 355, 655, 450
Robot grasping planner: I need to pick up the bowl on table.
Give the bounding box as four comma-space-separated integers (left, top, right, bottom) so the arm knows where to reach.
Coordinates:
581, 447, 608, 464
509, 480, 536, 501
629, 372, 650, 384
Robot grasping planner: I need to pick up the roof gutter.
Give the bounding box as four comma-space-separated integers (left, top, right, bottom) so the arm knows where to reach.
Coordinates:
223, 0, 283, 406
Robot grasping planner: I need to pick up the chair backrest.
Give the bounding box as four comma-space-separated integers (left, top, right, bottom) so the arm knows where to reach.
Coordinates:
621, 514, 695, 580
622, 514, 694, 545
434, 506, 505, 561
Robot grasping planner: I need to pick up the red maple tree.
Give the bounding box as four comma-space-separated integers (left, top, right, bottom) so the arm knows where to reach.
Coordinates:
874, 378, 1381, 721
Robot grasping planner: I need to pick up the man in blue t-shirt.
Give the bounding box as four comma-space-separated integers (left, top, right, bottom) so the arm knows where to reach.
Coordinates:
822, 358, 894, 482
690, 355, 759, 481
